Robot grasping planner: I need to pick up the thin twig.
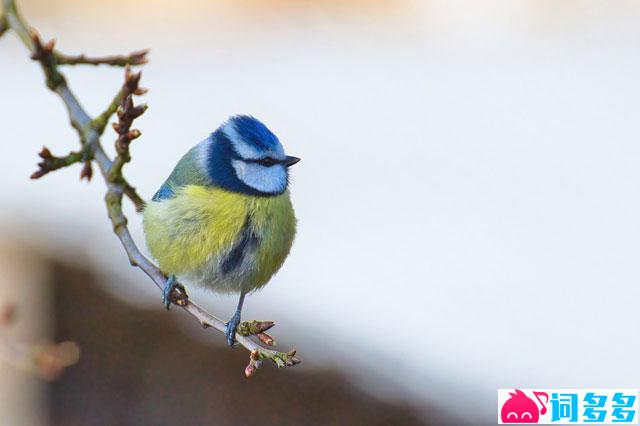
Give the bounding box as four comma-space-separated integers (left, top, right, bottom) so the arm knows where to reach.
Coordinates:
0, 0, 300, 375
29, 31, 65, 91
55, 49, 148, 67
92, 67, 148, 135
7, 19, 145, 207
30, 146, 85, 180
108, 85, 147, 181
123, 183, 146, 213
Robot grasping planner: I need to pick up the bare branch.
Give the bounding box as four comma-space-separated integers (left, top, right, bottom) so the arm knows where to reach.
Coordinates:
30, 146, 85, 180
21, 33, 145, 205
29, 31, 66, 90
2, 0, 300, 375
123, 183, 146, 212
109, 97, 147, 181
55, 49, 148, 67
92, 67, 148, 135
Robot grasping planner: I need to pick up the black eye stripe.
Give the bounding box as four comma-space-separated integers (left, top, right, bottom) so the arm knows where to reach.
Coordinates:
246, 157, 279, 166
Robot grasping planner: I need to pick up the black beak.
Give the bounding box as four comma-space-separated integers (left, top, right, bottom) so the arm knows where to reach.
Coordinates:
284, 156, 301, 167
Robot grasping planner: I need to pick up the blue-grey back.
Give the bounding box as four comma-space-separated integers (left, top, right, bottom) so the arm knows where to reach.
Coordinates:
152, 141, 210, 201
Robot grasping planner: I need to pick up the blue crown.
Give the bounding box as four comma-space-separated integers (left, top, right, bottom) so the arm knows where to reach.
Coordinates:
226, 115, 282, 153
204, 115, 289, 196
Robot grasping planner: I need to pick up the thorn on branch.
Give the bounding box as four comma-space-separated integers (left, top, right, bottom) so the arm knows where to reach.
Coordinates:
55, 49, 149, 67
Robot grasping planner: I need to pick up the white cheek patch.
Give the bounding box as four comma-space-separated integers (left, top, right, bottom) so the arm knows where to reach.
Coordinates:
223, 124, 261, 159
231, 160, 287, 194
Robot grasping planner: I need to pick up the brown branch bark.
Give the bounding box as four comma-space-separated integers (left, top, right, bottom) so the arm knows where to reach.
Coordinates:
0, 0, 300, 376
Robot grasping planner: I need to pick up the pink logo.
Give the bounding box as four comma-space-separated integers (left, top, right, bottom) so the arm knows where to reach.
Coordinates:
501, 389, 549, 423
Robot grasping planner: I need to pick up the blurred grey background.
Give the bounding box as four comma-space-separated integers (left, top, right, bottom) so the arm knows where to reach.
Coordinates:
1, 0, 640, 424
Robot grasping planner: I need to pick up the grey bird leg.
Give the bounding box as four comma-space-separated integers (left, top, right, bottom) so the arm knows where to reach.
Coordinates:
225, 290, 246, 347
162, 275, 178, 310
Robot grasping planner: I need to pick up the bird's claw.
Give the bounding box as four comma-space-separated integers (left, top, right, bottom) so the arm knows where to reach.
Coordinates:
161, 275, 187, 310
225, 313, 241, 347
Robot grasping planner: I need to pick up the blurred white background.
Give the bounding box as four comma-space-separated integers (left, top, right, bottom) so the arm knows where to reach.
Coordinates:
2, 0, 640, 423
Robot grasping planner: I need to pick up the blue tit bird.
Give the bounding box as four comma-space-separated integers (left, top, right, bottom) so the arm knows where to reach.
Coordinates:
143, 115, 300, 346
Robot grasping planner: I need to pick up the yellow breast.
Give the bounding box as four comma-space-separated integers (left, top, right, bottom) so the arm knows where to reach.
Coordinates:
142, 185, 296, 292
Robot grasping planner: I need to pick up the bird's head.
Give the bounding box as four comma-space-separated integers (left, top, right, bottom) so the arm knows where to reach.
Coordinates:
206, 115, 300, 196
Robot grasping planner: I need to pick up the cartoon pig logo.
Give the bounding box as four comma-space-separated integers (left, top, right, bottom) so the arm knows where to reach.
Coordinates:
501, 389, 548, 423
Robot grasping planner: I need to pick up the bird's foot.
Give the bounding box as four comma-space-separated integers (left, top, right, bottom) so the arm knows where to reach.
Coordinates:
225, 312, 242, 347
161, 275, 188, 310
